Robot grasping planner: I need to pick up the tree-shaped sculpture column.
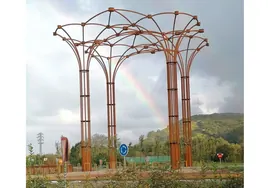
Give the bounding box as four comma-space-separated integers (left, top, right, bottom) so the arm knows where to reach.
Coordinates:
89, 30, 167, 169
179, 36, 209, 167
53, 23, 93, 171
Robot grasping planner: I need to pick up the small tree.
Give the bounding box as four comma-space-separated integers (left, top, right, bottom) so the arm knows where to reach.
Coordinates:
139, 135, 145, 162
154, 135, 161, 157
27, 143, 34, 166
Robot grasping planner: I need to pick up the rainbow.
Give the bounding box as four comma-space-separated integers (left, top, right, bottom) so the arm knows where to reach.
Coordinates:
117, 65, 167, 127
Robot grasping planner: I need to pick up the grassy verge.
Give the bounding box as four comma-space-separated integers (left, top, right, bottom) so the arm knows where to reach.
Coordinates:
26, 163, 244, 188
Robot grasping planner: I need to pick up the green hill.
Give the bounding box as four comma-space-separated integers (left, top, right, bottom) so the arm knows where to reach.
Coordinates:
143, 113, 244, 144
191, 113, 243, 143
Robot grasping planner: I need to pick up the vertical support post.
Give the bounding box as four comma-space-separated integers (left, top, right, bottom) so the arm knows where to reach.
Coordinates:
79, 69, 92, 171
181, 75, 193, 167
181, 74, 192, 167
166, 61, 180, 169
185, 75, 193, 166
181, 75, 189, 167
107, 81, 117, 169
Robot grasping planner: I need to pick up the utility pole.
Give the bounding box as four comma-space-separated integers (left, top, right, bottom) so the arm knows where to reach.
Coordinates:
37, 132, 44, 155
55, 141, 61, 156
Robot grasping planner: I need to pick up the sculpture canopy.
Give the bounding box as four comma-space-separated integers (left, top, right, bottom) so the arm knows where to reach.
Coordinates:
53, 8, 208, 74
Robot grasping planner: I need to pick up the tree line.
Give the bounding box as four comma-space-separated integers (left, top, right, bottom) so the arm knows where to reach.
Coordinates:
26, 113, 244, 166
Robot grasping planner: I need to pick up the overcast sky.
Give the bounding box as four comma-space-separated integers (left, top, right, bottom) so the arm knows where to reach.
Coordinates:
26, 0, 243, 154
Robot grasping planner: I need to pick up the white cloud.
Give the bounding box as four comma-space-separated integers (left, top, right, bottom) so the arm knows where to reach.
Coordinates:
148, 76, 158, 82
190, 74, 233, 114
58, 108, 80, 124
117, 130, 137, 143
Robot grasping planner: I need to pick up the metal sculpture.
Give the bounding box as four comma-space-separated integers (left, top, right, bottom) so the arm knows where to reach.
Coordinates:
53, 7, 208, 171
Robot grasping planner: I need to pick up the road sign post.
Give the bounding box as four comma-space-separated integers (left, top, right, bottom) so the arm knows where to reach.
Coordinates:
119, 144, 129, 168
217, 153, 224, 164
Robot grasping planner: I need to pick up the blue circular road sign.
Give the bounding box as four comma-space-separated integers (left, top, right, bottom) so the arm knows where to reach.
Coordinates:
119, 144, 128, 157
